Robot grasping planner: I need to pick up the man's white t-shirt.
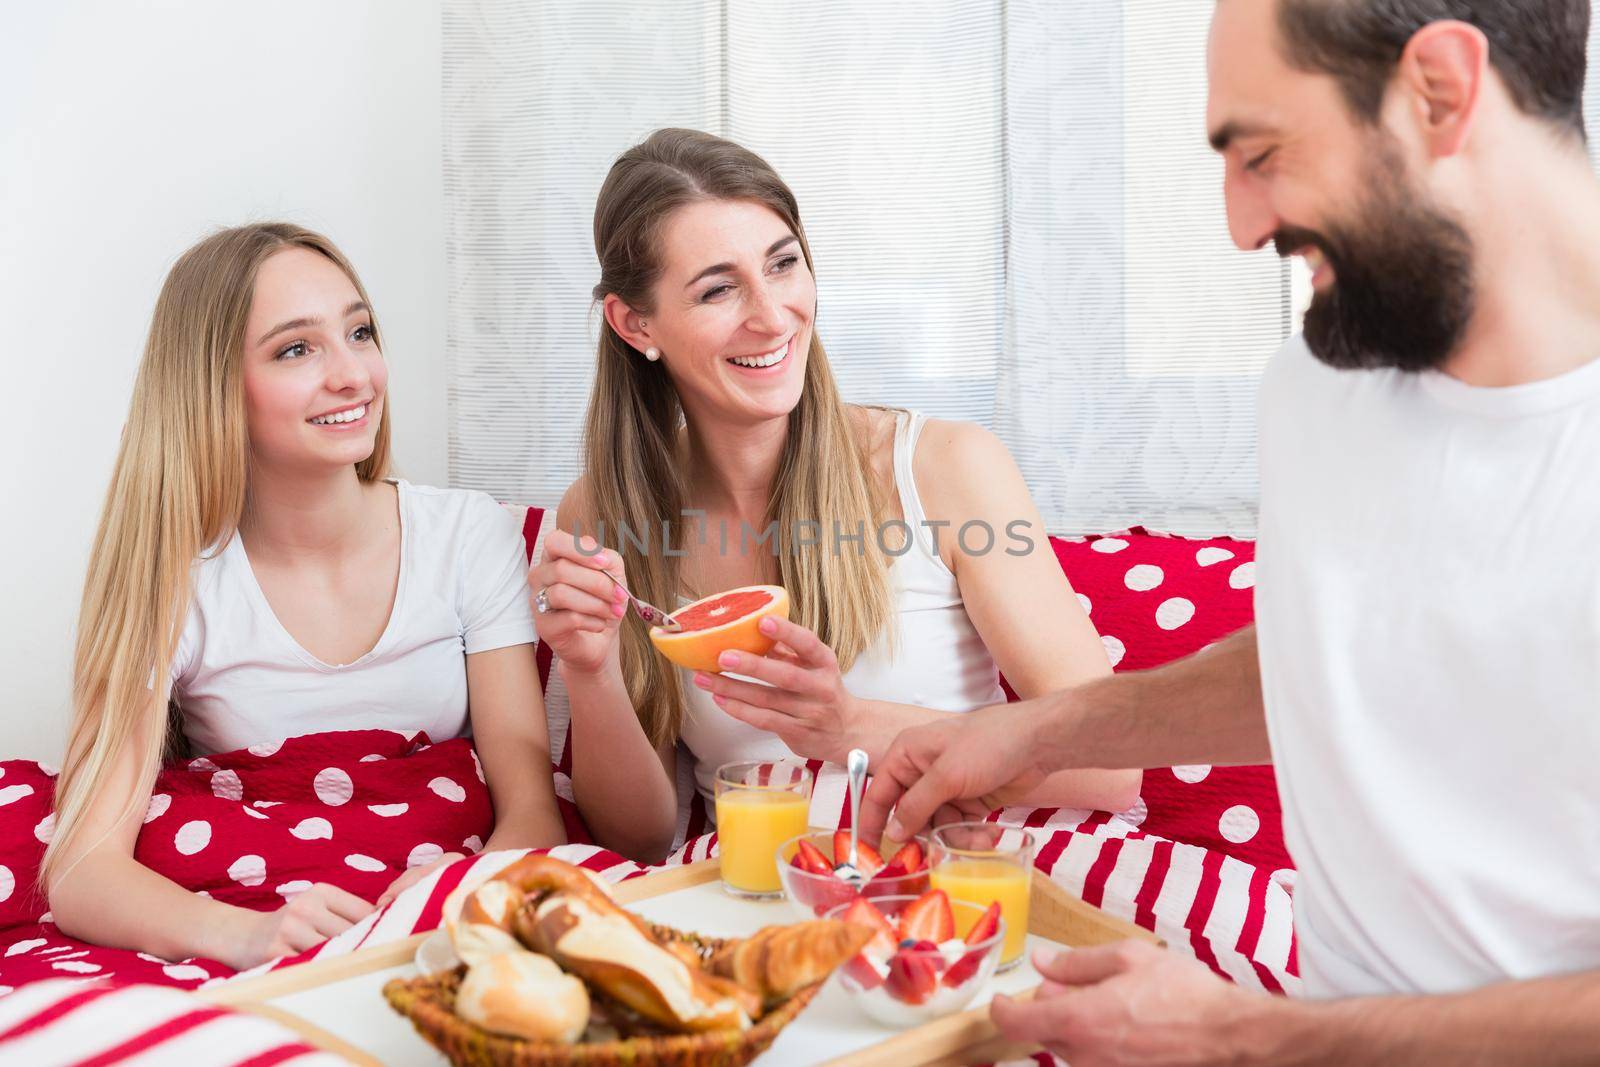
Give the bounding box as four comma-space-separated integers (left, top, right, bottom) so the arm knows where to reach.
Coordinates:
171, 480, 537, 755
1256, 336, 1600, 997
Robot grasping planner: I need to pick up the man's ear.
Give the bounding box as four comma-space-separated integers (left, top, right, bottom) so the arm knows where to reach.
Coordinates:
1396, 20, 1489, 158
601, 293, 652, 353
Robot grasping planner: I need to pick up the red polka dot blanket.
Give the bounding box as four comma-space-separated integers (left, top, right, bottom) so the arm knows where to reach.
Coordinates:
0, 513, 1294, 1012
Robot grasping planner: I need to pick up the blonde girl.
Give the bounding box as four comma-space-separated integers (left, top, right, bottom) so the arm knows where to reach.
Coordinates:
44, 224, 564, 968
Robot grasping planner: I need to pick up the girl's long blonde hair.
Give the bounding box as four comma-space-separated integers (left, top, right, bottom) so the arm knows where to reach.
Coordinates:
587, 128, 896, 747
41, 223, 390, 890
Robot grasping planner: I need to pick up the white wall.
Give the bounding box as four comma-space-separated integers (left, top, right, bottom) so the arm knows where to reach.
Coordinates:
0, 1, 448, 762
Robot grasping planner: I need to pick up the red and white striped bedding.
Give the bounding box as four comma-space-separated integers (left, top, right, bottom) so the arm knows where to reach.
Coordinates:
0, 979, 349, 1066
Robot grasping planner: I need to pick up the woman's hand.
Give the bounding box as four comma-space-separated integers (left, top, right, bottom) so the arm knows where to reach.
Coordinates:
528, 530, 627, 676
693, 615, 871, 763
376, 851, 467, 909
233, 883, 374, 969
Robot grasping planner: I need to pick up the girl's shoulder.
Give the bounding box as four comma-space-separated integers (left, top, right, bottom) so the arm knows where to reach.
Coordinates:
390, 479, 524, 556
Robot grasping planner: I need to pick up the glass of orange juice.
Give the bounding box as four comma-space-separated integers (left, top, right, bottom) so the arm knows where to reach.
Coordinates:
929, 822, 1036, 969
714, 759, 813, 899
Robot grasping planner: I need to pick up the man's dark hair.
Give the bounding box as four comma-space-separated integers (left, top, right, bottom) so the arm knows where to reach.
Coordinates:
1276, 0, 1589, 139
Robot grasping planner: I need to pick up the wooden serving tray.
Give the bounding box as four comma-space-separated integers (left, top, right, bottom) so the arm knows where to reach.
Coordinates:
199, 856, 1157, 1066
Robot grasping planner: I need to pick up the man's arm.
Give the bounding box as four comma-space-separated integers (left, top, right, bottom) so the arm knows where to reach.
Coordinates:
862, 625, 1269, 841
992, 941, 1600, 1067
1031, 623, 1268, 772
1265, 968, 1600, 1066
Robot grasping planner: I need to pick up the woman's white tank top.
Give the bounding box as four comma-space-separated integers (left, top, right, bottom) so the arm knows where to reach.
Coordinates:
678, 410, 1006, 803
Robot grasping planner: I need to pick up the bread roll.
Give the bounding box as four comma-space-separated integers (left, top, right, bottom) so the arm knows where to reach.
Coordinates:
442, 879, 523, 966
455, 951, 590, 1044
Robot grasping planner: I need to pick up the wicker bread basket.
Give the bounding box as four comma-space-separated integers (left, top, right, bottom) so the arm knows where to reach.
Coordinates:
383, 923, 823, 1067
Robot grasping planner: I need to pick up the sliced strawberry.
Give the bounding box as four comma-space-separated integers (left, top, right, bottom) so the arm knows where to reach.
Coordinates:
898, 888, 955, 943
908, 938, 946, 975
833, 830, 884, 875
842, 896, 898, 957
942, 947, 986, 988
889, 840, 925, 874
842, 952, 885, 990
963, 900, 1002, 946
942, 902, 1003, 987
791, 875, 858, 918
862, 862, 930, 901
885, 947, 941, 1005
790, 838, 833, 876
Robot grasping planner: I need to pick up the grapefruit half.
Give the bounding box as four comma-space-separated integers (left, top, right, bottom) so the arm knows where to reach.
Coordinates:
649, 584, 790, 672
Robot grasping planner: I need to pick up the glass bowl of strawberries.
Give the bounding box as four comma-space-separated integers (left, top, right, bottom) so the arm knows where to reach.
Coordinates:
776, 830, 932, 919
828, 890, 1005, 1027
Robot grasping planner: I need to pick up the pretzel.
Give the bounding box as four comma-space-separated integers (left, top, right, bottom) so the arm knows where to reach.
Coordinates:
447, 854, 759, 1033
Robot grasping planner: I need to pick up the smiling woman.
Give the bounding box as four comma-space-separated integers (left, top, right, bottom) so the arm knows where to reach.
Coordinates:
529, 129, 1139, 864
41, 223, 565, 971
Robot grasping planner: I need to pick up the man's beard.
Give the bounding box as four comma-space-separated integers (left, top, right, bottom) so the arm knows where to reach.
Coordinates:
1274, 143, 1476, 373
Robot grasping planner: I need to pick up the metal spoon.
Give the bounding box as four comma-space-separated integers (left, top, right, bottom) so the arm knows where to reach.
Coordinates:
836, 748, 871, 885
600, 570, 682, 633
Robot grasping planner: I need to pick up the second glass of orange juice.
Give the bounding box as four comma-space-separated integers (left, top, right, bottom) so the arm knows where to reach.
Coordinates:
714, 759, 813, 899
929, 822, 1036, 969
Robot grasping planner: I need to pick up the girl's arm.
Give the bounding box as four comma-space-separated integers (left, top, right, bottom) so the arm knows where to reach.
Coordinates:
561, 659, 680, 863
538, 482, 679, 864
48, 742, 372, 969
465, 643, 567, 850
916, 419, 1142, 812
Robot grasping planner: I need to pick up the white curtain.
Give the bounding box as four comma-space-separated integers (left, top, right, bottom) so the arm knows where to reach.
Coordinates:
444, 1, 1600, 538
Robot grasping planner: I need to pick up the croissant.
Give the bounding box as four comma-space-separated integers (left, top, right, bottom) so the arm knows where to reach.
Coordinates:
708, 920, 874, 1005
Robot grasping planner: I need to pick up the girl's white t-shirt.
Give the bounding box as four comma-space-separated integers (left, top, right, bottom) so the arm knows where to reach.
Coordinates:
170, 480, 537, 755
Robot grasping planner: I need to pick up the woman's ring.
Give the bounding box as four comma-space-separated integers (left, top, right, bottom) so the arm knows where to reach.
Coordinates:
535, 587, 551, 614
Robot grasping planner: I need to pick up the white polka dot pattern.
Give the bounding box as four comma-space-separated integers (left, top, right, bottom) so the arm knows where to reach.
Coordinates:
0, 785, 34, 808
227, 855, 266, 887
1100, 634, 1126, 668
174, 820, 212, 855
313, 768, 354, 806
407, 843, 444, 869
428, 778, 466, 803
1124, 564, 1164, 591
290, 817, 333, 841
210, 770, 243, 801
1219, 805, 1260, 843
1155, 597, 1195, 630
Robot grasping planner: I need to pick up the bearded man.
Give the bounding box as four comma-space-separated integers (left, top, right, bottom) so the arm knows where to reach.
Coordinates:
861, 1, 1600, 1063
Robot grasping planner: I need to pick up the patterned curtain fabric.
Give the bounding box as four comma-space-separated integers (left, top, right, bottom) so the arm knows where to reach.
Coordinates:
442, 1, 1600, 538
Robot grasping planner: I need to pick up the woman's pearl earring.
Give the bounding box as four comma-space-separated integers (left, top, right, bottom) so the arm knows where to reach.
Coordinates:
644, 347, 661, 361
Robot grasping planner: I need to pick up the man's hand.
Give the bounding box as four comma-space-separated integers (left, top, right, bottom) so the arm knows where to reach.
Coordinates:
859, 701, 1047, 843
992, 941, 1267, 1067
